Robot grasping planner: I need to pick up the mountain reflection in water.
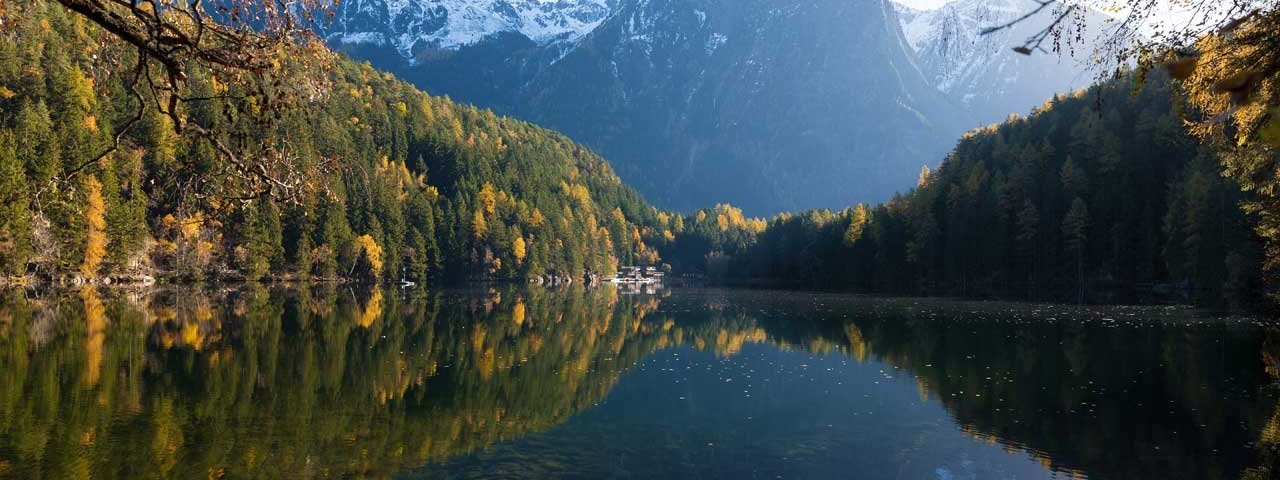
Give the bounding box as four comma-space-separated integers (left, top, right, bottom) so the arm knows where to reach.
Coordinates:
0, 286, 1278, 479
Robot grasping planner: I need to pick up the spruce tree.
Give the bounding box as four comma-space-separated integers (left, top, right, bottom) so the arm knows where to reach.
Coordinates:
1062, 198, 1090, 304
0, 133, 31, 276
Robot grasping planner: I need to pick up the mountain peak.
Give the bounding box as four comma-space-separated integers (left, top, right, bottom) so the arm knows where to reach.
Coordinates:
327, 0, 616, 59
895, 0, 1106, 124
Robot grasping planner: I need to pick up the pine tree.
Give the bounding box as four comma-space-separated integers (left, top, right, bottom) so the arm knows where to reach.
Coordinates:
1062, 197, 1090, 304
236, 200, 285, 281
103, 153, 149, 270
1060, 156, 1089, 201
1016, 199, 1040, 297
14, 101, 58, 186
405, 229, 430, 281
0, 133, 31, 276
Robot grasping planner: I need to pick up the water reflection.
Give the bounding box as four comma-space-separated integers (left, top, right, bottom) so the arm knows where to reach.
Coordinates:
0, 287, 1276, 479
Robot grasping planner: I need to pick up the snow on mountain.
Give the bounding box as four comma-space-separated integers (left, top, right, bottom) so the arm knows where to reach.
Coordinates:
327, 0, 615, 59
330, 0, 972, 214
894, 0, 1109, 124
497, 0, 970, 214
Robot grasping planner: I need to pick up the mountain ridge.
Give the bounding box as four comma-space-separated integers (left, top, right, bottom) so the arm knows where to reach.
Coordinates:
326, 0, 616, 60
334, 0, 974, 215
893, 0, 1112, 125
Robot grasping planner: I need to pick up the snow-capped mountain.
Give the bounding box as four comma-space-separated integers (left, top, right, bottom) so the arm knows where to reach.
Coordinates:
502, 0, 970, 213
330, 0, 973, 214
326, 0, 616, 59
895, 0, 1109, 124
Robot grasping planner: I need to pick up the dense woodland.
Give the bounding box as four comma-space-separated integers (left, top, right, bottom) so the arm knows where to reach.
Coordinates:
664, 75, 1272, 308
0, 1, 677, 285
2, 0, 1279, 310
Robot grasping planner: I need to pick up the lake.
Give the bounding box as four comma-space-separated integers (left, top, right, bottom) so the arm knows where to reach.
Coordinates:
0, 286, 1277, 479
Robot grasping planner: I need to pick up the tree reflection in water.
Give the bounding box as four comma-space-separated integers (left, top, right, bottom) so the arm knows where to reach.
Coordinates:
0, 287, 1277, 479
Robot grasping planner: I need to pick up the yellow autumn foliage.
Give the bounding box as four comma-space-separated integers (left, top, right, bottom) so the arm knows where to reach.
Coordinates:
513, 236, 526, 264
80, 175, 108, 279
472, 210, 487, 240
355, 235, 384, 278
512, 300, 526, 326
356, 288, 384, 328
566, 184, 592, 210
529, 208, 545, 228
81, 287, 106, 387
478, 183, 497, 214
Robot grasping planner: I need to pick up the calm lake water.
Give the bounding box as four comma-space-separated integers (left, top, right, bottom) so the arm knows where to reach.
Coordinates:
0, 286, 1278, 479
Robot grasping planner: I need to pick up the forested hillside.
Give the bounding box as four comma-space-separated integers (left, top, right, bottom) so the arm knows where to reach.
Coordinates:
339, 0, 970, 215
666, 74, 1271, 308
0, 0, 678, 284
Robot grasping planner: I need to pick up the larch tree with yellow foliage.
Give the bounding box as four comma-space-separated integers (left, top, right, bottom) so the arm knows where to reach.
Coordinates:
513, 236, 527, 265
353, 235, 385, 280
843, 204, 870, 247
80, 175, 108, 280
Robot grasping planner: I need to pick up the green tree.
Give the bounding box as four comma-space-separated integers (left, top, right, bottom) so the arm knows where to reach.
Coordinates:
0, 133, 31, 276
1016, 200, 1039, 296
1062, 197, 1090, 304
236, 200, 285, 281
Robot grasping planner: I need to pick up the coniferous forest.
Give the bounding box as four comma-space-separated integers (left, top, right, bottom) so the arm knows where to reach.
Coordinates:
8, 0, 1280, 478
1, 0, 1279, 311
0, 1, 675, 285
662, 74, 1273, 309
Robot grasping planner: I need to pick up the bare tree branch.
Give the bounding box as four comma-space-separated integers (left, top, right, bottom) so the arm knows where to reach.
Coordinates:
63, 50, 150, 181
46, 0, 337, 208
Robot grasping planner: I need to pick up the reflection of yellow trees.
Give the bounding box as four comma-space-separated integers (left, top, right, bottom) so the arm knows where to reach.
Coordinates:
0, 289, 946, 478
4, 289, 1264, 479
81, 287, 106, 387
0, 286, 688, 477
150, 294, 219, 350
713, 327, 767, 357
512, 300, 526, 326
356, 288, 384, 328
150, 399, 184, 478
844, 322, 867, 363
